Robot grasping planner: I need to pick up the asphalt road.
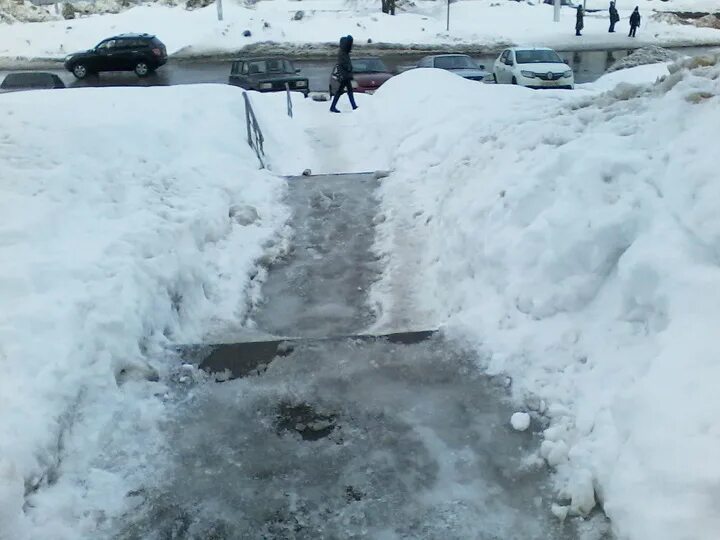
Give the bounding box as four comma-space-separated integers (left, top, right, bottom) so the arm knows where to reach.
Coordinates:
3, 46, 716, 94
0, 52, 632, 94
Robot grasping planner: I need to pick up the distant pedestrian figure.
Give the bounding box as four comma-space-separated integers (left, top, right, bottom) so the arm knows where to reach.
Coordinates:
629, 6, 641, 37
609, 1, 619, 32
575, 5, 584, 36
330, 35, 357, 113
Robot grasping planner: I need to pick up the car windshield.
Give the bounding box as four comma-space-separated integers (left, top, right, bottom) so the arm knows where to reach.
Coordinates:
247, 59, 295, 75
515, 50, 563, 64
352, 58, 389, 73
434, 56, 476, 69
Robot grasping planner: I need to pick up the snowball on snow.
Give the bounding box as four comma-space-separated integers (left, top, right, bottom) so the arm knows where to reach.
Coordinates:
551, 504, 570, 522
510, 412, 531, 432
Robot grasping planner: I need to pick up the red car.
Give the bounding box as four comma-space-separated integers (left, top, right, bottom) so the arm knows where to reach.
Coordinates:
329, 57, 393, 95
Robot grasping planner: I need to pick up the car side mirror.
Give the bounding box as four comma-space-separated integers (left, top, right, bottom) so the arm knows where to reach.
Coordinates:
506, 60, 513, 66
295, 68, 301, 73
478, 64, 485, 70
563, 58, 570, 64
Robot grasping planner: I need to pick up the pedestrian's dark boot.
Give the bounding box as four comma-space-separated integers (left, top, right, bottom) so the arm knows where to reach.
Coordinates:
347, 88, 358, 110
329, 91, 341, 113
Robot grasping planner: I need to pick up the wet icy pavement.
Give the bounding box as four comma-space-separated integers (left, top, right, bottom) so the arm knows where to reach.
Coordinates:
251, 173, 380, 338
116, 174, 610, 539
119, 337, 599, 540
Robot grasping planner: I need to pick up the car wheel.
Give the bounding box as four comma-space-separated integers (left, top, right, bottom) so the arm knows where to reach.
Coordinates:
72, 63, 88, 79
511, 76, 518, 85
134, 61, 150, 77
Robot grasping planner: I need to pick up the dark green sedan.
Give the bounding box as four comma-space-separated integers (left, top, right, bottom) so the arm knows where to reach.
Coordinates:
229, 57, 309, 97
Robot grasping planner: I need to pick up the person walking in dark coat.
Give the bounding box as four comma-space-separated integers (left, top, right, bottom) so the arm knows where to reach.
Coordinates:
629, 6, 641, 37
575, 5, 584, 36
609, 1, 619, 32
330, 35, 357, 113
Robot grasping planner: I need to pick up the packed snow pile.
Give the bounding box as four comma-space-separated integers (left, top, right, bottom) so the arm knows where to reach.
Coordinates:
0, 0, 202, 24
0, 84, 288, 539
365, 54, 720, 540
579, 61, 671, 91
0, 0, 56, 23
606, 45, 678, 72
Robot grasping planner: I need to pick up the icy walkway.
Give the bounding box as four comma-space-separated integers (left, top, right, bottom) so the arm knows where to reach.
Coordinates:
111, 172, 610, 539
251, 173, 380, 338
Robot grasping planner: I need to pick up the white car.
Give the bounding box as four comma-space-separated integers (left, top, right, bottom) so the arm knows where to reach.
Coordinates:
493, 47, 574, 90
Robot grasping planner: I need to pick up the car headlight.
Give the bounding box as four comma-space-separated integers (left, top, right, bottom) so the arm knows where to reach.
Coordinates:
295, 80, 307, 88
259, 82, 272, 90
64, 55, 73, 62
520, 70, 537, 78
563, 70, 573, 78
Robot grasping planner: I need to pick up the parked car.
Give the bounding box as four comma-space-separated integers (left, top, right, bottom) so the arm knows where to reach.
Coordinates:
493, 47, 574, 89
329, 57, 394, 95
229, 57, 309, 97
64, 33, 167, 79
416, 54, 490, 81
0, 71, 65, 92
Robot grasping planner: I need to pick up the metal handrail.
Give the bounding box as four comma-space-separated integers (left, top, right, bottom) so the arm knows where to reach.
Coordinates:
243, 91, 265, 168
285, 83, 293, 118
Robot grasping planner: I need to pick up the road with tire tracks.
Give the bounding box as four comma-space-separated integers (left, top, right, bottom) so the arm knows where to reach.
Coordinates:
4, 46, 716, 94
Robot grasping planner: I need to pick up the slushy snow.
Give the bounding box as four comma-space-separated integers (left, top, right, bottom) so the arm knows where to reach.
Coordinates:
360, 55, 720, 540
0, 84, 289, 539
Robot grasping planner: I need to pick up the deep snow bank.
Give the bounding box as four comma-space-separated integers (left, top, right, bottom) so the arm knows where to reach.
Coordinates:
579, 60, 672, 91
0, 84, 288, 539
366, 59, 720, 540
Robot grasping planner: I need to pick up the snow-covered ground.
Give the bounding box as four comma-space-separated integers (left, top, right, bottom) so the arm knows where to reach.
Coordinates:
356, 55, 720, 540
0, 84, 290, 539
3, 39, 720, 540
1, 0, 720, 64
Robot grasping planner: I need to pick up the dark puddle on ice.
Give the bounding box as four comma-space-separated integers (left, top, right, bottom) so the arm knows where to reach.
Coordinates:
113, 335, 609, 540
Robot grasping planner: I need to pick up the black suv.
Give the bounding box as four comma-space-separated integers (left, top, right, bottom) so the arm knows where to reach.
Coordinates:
64, 34, 167, 79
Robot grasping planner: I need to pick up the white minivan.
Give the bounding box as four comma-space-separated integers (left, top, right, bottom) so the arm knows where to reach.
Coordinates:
493, 47, 574, 89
